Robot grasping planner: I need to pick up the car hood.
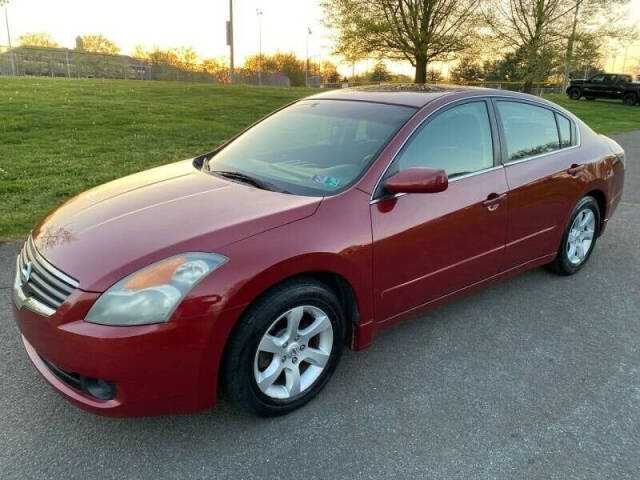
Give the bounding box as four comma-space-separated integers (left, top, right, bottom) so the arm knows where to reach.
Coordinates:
32, 159, 321, 292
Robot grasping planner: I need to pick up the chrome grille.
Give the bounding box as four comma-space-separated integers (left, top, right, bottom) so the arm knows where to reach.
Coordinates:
15, 236, 79, 315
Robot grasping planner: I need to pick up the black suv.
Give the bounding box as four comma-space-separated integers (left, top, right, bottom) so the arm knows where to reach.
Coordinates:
566, 73, 639, 105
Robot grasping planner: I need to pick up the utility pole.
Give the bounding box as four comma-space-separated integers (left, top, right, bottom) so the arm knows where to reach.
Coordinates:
256, 8, 263, 86
1, 0, 15, 75
227, 0, 234, 83
305, 27, 311, 87
563, 0, 581, 91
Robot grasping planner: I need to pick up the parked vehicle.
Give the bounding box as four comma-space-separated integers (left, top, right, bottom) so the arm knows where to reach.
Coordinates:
12, 85, 626, 417
566, 73, 640, 105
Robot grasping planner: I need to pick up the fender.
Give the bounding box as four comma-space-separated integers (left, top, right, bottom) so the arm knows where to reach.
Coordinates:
193, 190, 376, 408
193, 250, 375, 410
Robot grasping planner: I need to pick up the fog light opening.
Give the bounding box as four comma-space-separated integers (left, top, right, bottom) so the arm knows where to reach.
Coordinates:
83, 378, 116, 400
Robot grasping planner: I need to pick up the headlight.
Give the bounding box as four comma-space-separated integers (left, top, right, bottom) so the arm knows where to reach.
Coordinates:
85, 253, 228, 326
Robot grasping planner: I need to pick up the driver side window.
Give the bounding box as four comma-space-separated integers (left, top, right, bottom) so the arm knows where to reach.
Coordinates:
389, 101, 494, 179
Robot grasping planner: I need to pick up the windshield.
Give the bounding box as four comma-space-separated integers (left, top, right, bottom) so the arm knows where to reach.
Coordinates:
206, 100, 416, 195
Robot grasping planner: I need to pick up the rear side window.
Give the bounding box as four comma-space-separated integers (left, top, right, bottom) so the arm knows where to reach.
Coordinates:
390, 101, 494, 178
556, 114, 572, 148
496, 101, 560, 161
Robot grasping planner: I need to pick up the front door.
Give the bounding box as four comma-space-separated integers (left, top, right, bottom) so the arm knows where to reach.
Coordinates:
371, 100, 508, 322
583, 74, 605, 98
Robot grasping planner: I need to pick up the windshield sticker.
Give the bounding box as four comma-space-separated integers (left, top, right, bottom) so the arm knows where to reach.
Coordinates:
312, 175, 341, 188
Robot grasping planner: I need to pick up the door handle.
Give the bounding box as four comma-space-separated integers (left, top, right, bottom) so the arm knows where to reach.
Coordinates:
567, 163, 586, 176
482, 193, 506, 211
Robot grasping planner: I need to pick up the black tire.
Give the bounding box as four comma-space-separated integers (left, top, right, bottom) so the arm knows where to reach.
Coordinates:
546, 196, 600, 276
222, 278, 345, 416
623, 93, 637, 106
568, 88, 581, 100
585, 96, 596, 101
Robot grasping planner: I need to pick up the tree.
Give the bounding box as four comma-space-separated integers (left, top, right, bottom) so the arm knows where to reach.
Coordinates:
131, 44, 149, 59
370, 61, 391, 81
17, 32, 59, 48
427, 68, 442, 82
243, 52, 307, 86
480, 45, 560, 84
75, 35, 120, 55
201, 57, 229, 82
450, 56, 484, 82
322, 0, 480, 83
169, 46, 199, 71
320, 60, 340, 83
482, 0, 572, 91
201, 57, 226, 73
270, 52, 307, 86
569, 33, 603, 79
482, 59, 502, 81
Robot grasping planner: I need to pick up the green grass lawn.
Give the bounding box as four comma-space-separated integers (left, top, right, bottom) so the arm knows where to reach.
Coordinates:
0, 77, 638, 241
0, 77, 313, 240
543, 94, 640, 135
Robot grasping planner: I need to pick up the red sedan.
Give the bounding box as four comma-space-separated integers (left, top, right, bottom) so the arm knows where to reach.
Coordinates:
12, 86, 625, 416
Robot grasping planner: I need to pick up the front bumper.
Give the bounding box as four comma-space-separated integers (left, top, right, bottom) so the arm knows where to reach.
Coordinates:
12, 287, 241, 417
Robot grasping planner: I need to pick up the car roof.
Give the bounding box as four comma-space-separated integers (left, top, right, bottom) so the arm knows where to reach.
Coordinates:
306, 84, 513, 108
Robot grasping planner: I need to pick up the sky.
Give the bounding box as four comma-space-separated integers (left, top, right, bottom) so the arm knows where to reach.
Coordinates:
1, 0, 348, 69
2, 0, 640, 77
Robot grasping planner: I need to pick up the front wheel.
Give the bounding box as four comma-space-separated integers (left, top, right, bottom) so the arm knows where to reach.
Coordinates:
568, 88, 581, 100
223, 279, 345, 416
546, 196, 600, 275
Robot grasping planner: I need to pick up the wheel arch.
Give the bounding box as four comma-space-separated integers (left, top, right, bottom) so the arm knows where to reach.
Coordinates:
584, 188, 607, 235
227, 265, 363, 350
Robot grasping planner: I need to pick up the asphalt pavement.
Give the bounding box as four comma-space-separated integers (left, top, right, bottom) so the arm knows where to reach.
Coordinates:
0, 131, 639, 480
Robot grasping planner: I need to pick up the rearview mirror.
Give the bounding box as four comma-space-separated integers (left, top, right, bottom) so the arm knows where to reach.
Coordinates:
384, 167, 448, 194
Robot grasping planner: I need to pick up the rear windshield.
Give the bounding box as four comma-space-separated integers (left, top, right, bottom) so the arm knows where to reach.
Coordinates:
206, 100, 416, 195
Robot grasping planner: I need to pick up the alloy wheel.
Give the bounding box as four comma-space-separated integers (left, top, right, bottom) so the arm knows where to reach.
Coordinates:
566, 208, 596, 265
253, 305, 333, 400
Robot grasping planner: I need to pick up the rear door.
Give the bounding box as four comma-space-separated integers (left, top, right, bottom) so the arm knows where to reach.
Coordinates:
602, 75, 620, 98
614, 75, 630, 97
494, 100, 582, 269
370, 99, 508, 322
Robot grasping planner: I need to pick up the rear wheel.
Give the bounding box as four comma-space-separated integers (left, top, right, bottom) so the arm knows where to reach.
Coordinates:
223, 279, 345, 416
546, 196, 600, 275
623, 93, 637, 106
568, 88, 581, 100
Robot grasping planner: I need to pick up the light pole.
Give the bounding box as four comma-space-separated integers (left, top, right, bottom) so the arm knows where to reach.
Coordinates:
305, 27, 311, 87
0, 0, 15, 75
227, 0, 234, 83
256, 8, 263, 86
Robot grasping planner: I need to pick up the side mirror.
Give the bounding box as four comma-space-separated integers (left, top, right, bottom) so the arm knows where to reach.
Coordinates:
384, 167, 448, 194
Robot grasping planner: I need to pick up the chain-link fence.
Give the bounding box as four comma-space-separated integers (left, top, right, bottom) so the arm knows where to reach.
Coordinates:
1, 46, 573, 93
465, 82, 564, 95
0, 46, 290, 86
